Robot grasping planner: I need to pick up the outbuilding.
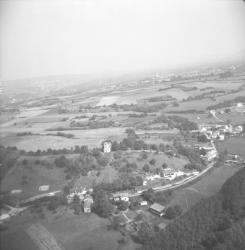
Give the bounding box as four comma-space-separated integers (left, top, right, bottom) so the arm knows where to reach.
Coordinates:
149, 203, 165, 216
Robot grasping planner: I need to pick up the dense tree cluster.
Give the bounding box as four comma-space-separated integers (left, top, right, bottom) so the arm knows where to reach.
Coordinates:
141, 188, 173, 205
71, 120, 115, 129
0, 146, 20, 180
168, 115, 198, 131
94, 174, 143, 193
197, 134, 209, 143
54, 149, 109, 177
153, 114, 198, 131
165, 205, 182, 219
174, 141, 205, 170
109, 102, 167, 113
92, 189, 114, 217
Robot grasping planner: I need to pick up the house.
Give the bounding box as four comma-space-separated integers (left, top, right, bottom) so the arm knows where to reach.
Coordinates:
102, 140, 112, 153
121, 196, 129, 202
67, 188, 87, 204
140, 201, 148, 206
211, 131, 220, 139
83, 195, 94, 213
201, 149, 217, 162
145, 174, 162, 181
149, 203, 165, 216
219, 134, 225, 141
162, 168, 177, 180
206, 150, 217, 161
234, 125, 243, 134
38, 185, 50, 192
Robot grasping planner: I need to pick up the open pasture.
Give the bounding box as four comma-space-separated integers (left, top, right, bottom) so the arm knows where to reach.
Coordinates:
186, 79, 245, 90
169, 165, 241, 212
218, 137, 245, 157
1, 127, 127, 151
217, 112, 245, 124
43, 213, 122, 250
0, 155, 66, 199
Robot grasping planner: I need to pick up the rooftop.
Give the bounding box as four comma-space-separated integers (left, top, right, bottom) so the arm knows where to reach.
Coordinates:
150, 203, 165, 213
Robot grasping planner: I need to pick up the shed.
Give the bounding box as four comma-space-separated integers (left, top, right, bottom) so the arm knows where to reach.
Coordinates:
149, 203, 165, 216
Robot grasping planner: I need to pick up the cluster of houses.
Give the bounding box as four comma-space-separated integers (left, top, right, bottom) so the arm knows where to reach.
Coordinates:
142, 168, 198, 186
199, 123, 243, 141
66, 188, 94, 213
197, 143, 218, 162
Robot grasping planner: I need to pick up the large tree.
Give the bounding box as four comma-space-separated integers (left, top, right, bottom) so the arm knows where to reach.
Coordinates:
93, 190, 114, 217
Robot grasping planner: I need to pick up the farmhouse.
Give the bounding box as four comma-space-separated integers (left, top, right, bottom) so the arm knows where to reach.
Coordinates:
140, 201, 148, 206
234, 125, 243, 134
149, 203, 165, 216
102, 140, 112, 153
145, 174, 162, 181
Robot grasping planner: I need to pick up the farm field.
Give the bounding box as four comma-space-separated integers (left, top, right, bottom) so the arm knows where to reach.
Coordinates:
186, 80, 245, 90
0, 226, 39, 250
1, 207, 133, 250
0, 127, 127, 151
217, 112, 245, 124
218, 137, 245, 157
43, 212, 127, 250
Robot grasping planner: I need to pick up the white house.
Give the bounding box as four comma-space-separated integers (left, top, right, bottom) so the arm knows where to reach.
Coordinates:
103, 140, 112, 153
234, 125, 243, 134
83, 195, 94, 213
140, 201, 148, 206
219, 134, 225, 141
145, 174, 162, 181
206, 150, 217, 161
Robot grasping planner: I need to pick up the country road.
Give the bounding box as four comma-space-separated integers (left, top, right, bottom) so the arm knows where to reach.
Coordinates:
210, 110, 224, 123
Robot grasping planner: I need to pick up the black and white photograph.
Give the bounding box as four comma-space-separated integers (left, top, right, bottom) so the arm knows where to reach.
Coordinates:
0, 0, 245, 250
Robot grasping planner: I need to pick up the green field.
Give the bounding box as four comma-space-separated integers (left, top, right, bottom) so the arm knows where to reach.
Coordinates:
218, 137, 245, 157
0, 155, 67, 199
168, 165, 242, 212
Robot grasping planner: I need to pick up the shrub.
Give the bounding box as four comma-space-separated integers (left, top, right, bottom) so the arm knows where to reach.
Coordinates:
165, 205, 182, 219
149, 159, 156, 165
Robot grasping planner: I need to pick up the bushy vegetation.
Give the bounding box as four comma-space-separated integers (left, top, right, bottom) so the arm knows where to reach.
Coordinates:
174, 141, 204, 170
71, 120, 115, 129
54, 149, 108, 177
92, 189, 114, 217
153, 113, 198, 131
165, 205, 182, 219
94, 173, 143, 193
114, 102, 167, 113
0, 146, 20, 180
141, 188, 173, 205
207, 96, 245, 110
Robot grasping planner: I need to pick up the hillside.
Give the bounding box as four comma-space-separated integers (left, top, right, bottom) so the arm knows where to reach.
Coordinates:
141, 167, 245, 250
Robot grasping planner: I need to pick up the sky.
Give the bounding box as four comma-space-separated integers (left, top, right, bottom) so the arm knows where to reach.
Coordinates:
0, 0, 245, 80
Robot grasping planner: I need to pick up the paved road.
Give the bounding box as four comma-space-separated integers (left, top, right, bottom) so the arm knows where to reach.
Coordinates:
210, 110, 224, 123
0, 191, 61, 223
